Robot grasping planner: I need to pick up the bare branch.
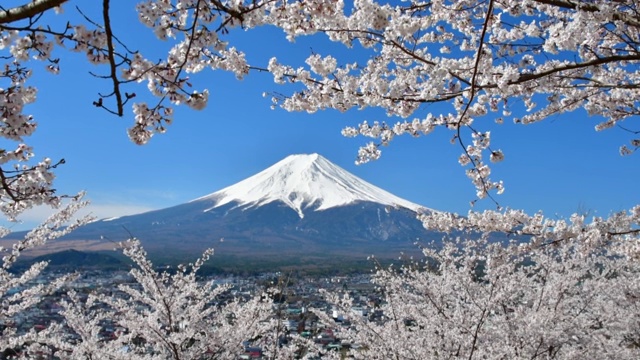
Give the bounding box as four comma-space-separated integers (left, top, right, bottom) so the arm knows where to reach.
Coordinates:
102, 0, 123, 116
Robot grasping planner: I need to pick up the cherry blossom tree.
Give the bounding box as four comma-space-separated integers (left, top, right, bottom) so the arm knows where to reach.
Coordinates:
263, 2, 638, 356
0, 195, 90, 354
260, 0, 640, 200
322, 235, 640, 359
19, 238, 280, 360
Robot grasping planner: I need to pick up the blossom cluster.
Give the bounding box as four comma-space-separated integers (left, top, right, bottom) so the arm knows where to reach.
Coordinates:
257, 0, 640, 199
419, 205, 640, 259
1, 194, 92, 351
327, 235, 640, 359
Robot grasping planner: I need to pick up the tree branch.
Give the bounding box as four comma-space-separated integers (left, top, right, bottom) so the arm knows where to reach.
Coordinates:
511, 54, 640, 86
456, 0, 499, 204
0, 0, 67, 25
533, 0, 640, 27
102, 0, 123, 116
0, 168, 19, 203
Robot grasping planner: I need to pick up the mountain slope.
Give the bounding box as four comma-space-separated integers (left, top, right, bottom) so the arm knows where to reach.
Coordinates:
8, 154, 440, 263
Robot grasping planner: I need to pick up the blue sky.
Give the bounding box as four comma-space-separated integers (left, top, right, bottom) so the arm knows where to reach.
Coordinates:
5, 2, 640, 230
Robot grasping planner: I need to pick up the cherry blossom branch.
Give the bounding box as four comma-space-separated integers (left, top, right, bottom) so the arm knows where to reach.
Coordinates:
456, 0, 498, 204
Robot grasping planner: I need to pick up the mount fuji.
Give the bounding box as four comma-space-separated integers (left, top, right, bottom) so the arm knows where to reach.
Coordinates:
13, 154, 444, 267
193, 153, 429, 218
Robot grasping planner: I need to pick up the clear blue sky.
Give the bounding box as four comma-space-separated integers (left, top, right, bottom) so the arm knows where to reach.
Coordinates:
5, 2, 639, 230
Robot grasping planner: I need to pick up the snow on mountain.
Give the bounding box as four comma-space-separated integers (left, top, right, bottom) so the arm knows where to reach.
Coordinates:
192, 153, 430, 218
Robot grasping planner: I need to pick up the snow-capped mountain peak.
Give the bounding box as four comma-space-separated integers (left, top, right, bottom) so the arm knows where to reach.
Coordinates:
192, 153, 429, 218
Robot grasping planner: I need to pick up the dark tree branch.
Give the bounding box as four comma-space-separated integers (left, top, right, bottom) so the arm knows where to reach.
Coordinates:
0, 159, 65, 204
0, 168, 19, 203
508, 54, 640, 87
102, 0, 123, 116
456, 0, 500, 205
0, 0, 67, 25
533, 0, 640, 27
